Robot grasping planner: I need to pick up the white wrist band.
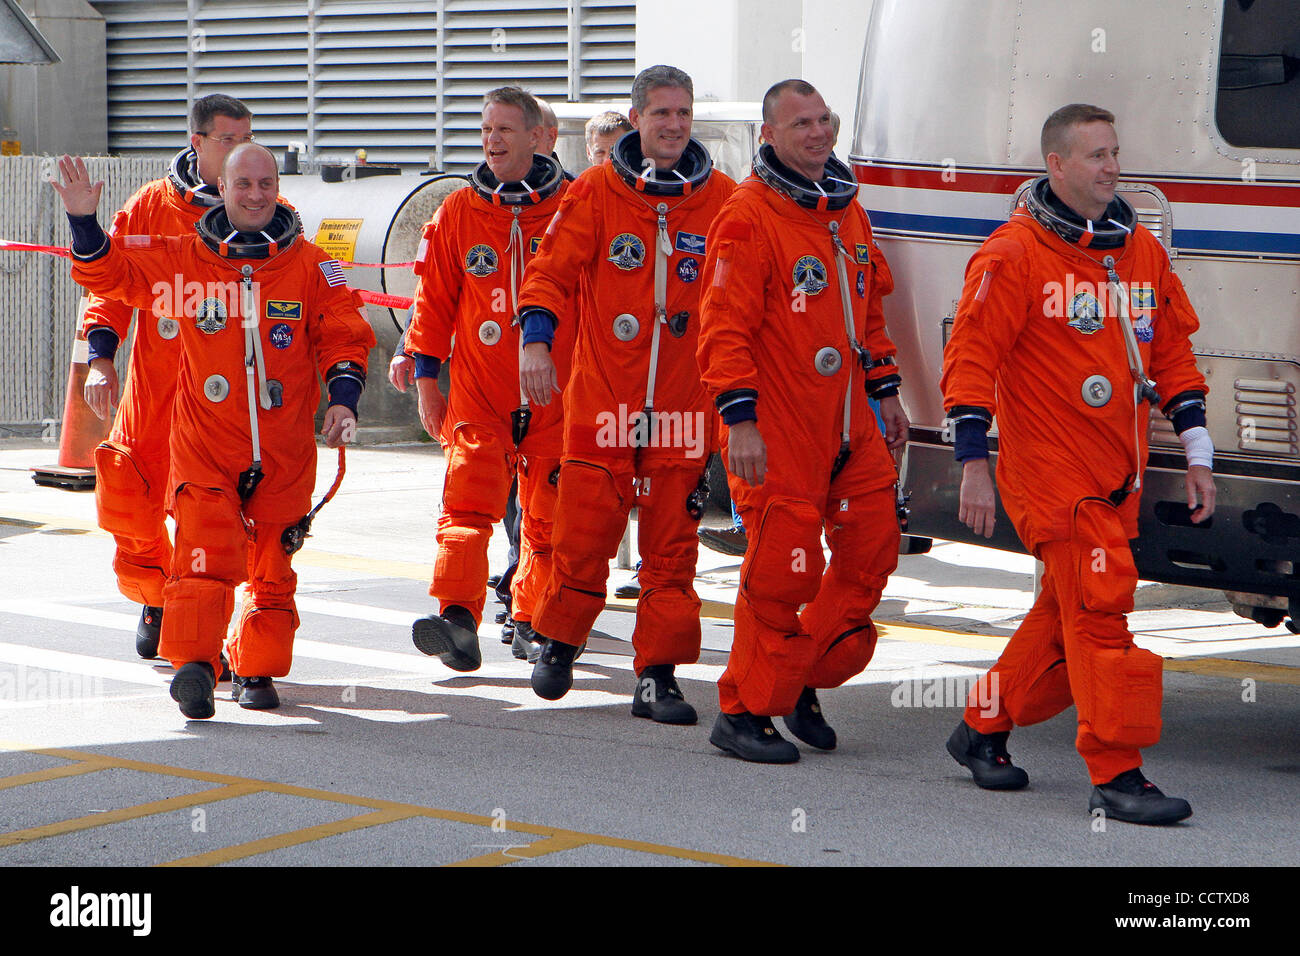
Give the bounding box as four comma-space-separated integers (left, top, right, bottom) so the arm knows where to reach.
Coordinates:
1178, 425, 1213, 469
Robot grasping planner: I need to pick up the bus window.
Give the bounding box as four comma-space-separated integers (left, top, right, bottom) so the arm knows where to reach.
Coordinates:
1215, 0, 1300, 149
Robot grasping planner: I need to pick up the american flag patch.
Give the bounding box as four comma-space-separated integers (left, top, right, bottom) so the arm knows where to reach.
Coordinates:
319, 259, 346, 286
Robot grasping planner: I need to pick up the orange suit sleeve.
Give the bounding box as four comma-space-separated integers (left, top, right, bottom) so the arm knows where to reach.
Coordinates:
303, 249, 377, 379
71, 233, 189, 315
696, 203, 772, 412
517, 172, 599, 324
939, 234, 1035, 418
1147, 252, 1208, 409
854, 218, 900, 392
79, 198, 158, 339
405, 204, 462, 361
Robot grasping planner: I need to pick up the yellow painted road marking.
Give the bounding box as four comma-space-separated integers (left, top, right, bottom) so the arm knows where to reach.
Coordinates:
0, 745, 778, 867
446, 834, 590, 867
878, 622, 1008, 652
0, 782, 258, 848
1164, 657, 1300, 686
0, 759, 112, 791
0, 512, 100, 534
160, 807, 420, 867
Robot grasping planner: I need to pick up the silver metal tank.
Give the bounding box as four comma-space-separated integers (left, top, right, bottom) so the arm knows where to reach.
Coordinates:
277, 170, 468, 434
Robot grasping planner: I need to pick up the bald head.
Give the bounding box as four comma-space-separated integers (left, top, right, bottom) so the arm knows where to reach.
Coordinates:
534, 97, 559, 154
218, 144, 279, 233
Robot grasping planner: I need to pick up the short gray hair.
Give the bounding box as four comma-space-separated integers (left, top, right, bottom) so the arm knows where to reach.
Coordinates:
630, 65, 693, 112
483, 86, 543, 129
585, 110, 632, 143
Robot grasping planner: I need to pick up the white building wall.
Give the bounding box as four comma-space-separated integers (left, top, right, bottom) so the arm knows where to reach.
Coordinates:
635, 0, 874, 157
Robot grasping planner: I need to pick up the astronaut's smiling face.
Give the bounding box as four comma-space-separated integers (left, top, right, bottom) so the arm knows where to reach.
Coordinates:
482, 101, 541, 184
631, 85, 693, 171
219, 145, 279, 233
1049, 120, 1120, 222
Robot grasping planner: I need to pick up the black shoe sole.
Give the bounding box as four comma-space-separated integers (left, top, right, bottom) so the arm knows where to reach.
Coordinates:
413, 616, 482, 672
170, 664, 215, 720
531, 664, 573, 700
1089, 793, 1193, 825
697, 530, 749, 557
709, 718, 799, 764
631, 699, 698, 725
235, 688, 280, 710
511, 631, 539, 661
945, 726, 1029, 791
783, 715, 836, 751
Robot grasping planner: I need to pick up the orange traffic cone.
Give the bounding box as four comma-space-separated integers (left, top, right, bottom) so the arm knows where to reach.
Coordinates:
31, 296, 113, 490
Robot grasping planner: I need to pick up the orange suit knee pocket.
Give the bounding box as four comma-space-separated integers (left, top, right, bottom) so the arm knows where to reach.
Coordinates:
730, 601, 816, 715
1071, 497, 1138, 614
94, 441, 163, 540
172, 484, 247, 583
741, 497, 825, 608
552, 460, 629, 570
443, 426, 512, 517
1079, 645, 1164, 748
160, 577, 234, 665
231, 601, 299, 678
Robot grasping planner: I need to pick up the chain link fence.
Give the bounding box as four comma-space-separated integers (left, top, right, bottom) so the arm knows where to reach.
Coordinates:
0, 155, 166, 436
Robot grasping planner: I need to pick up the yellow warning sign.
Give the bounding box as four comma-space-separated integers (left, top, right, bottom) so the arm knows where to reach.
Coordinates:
314, 218, 363, 262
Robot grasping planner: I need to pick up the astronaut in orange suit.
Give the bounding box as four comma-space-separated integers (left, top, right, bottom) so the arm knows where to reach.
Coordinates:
697, 81, 908, 763
517, 65, 735, 722
941, 104, 1215, 824
82, 94, 255, 662
402, 86, 573, 671
56, 144, 375, 720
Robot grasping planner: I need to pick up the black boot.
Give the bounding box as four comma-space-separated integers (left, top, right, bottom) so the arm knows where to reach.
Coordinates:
136, 605, 162, 659
511, 620, 542, 662
782, 687, 836, 750
946, 720, 1029, 790
631, 665, 697, 725
531, 638, 580, 700
709, 711, 799, 763
697, 526, 749, 557
169, 661, 216, 720
499, 615, 516, 645
216, 653, 232, 683
231, 674, 281, 710
412, 605, 482, 672
1089, 768, 1192, 825
614, 562, 641, 599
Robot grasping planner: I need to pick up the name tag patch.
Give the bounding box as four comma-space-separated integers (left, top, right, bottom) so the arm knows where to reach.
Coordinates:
266, 300, 302, 321
675, 231, 706, 255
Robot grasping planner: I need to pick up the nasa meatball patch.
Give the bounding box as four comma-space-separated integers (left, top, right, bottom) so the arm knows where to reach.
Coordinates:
677, 257, 699, 283
268, 323, 293, 349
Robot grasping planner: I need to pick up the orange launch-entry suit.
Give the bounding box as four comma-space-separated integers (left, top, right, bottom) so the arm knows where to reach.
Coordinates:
72, 204, 374, 679
698, 149, 903, 717
405, 156, 572, 627
941, 180, 1209, 784
518, 136, 734, 673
